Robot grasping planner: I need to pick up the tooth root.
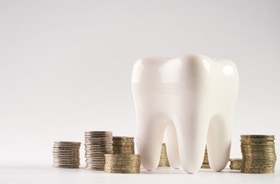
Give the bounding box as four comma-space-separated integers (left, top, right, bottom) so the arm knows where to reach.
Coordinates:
175, 116, 209, 174
165, 122, 181, 168
207, 114, 232, 172
137, 115, 166, 171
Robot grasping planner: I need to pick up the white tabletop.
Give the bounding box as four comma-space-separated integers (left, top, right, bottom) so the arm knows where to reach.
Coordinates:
1, 164, 280, 184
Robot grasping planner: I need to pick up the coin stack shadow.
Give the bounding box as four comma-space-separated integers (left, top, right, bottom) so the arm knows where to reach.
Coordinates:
84, 131, 113, 170
53, 141, 81, 168
158, 143, 170, 167
229, 158, 242, 170
113, 136, 135, 154
240, 135, 277, 174
201, 147, 210, 168
104, 136, 141, 173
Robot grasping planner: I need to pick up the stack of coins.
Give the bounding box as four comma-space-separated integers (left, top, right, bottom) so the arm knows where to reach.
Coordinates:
240, 135, 276, 174
158, 143, 170, 167
229, 158, 242, 170
104, 154, 141, 173
84, 131, 113, 170
113, 136, 135, 154
53, 141, 80, 168
201, 147, 210, 168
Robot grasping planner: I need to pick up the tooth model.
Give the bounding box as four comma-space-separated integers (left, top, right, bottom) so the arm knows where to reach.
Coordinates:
131, 54, 239, 174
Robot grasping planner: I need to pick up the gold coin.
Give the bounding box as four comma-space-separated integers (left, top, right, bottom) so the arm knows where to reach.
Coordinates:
240, 135, 274, 139
201, 164, 210, 169
104, 153, 141, 173
201, 147, 209, 169
229, 158, 242, 170
241, 142, 275, 146
158, 143, 170, 167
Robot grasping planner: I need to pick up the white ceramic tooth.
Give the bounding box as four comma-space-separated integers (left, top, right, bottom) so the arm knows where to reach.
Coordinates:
165, 122, 181, 168
135, 115, 166, 170
131, 54, 239, 174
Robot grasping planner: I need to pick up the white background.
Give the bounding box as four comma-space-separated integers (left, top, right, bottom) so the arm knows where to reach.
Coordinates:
0, 0, 280, 183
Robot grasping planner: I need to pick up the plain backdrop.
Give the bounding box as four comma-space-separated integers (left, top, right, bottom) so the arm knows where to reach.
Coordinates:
0, 0, 280, 172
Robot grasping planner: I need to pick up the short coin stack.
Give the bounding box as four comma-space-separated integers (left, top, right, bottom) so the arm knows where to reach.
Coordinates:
240, 135, 277, 174
229, 158, 242, 170
158, 143, 170, 167
201, 147, 210, 168
53, 141, 80, 168
113, 136, 135, 154
84, 131, 113, 170
104, 154, 141, 173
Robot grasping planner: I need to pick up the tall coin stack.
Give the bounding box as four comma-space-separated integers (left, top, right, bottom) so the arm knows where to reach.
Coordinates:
84, 131, 113, 170
158, 143, 170, 167
240, 135, 277, 173
113, 136, 135, 154
53, 141, 80, 168
104, 154, 141, 173
201, 147, 210, 168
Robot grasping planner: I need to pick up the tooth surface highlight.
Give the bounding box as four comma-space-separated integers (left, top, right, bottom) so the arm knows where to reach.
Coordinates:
131, 54, 239, 173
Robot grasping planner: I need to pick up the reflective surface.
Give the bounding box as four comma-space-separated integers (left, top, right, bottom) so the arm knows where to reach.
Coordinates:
1, 164, 279, 184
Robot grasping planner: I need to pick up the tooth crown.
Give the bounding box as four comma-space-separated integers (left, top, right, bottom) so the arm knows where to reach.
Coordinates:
131, 54, 239, 174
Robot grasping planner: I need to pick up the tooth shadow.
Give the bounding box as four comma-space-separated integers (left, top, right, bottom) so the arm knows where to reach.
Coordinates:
140, 168, 242, 174
140, 168, 185, 174
220, 169, 242, 174
200, 168, 242, 174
